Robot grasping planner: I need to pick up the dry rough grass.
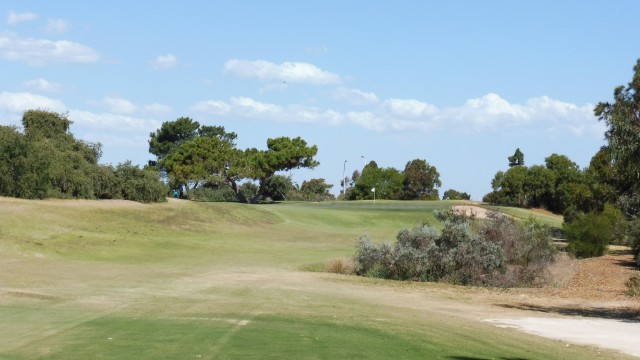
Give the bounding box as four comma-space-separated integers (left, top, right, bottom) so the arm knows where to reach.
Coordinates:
325, 258, 355, 275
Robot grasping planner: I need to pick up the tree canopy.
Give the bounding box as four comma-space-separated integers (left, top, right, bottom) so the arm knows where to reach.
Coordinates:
402, 159, 441, 200
508, 148, 525, 167
595, 58, 640, 217
484, 152, 591, 214
149, 118, 319, 203
346, 159, 442, 201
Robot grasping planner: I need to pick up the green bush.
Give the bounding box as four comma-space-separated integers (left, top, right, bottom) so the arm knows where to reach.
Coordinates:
190, 186, 238, 202
564, 212, 613, 258
239, 182, 259, 203
114, 162, 167, 203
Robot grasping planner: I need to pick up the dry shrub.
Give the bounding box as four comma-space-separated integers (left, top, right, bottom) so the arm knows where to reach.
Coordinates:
626, 273, 640, 297
325, 258, 355, 275
353, 209, 555, 287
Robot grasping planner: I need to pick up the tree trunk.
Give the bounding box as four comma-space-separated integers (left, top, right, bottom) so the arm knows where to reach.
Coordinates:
228, 180, 249, 204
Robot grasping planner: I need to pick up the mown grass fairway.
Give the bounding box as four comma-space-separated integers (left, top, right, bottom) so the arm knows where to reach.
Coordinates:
0, 198, 630, 359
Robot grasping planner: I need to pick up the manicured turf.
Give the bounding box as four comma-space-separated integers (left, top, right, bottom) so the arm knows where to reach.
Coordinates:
0, 198, 624, 359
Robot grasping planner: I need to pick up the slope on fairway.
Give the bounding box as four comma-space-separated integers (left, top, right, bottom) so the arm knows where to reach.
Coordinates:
0, 198, 629, 359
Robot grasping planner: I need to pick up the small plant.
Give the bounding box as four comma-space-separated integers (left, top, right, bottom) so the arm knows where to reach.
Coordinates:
325, 258, 355, 275
626, 273, 640, 297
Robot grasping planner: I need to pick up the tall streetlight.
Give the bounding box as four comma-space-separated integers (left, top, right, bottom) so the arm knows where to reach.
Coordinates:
361, 155, 366, 168
342, 160, 347, 200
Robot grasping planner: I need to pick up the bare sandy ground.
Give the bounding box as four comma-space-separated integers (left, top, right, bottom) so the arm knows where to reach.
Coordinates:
487, 317, 640, 358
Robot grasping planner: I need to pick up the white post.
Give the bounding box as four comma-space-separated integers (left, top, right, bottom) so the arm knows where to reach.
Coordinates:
342, 160, 347, 200
371, 187, 376, 205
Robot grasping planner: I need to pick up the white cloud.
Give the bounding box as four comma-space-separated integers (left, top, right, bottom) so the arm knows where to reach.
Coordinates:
383, 98, 438, 118
224, 59, 341, 85
0, 91, 67, 126
152, 54, 177, 69
189, 93, 600, 138
142, 103, 172, 115
69, 110, 161, 132
231, 96, 283, 117
45, 18, 70, 34
0, 32, 100, 66
100, 97, 137, 114
22, 78, 63, 93
191, 100, 231, 115
6, 11, 38, 25
97, 96, 172, 115
333, 87, 380, 105
191, 97, 343, 125
0, 91, 66, 113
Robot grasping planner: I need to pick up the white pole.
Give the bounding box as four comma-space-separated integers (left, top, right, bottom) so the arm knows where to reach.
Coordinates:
342, 160, 347, 200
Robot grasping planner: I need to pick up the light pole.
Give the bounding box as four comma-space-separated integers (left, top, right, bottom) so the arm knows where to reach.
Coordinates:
361, 155, 366, 168
342, 160, 347, 200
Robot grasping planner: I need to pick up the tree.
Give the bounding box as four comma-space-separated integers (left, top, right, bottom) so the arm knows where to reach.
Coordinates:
262, 175, 295, 201
524, 165, 555, 208
0, 125, 49, 198
544, 154, 584, 214
402, 159, 441, 200
350, 161, 404, 200
162, 136, 240, 198
0, 110, 166, 202
243, 136, 319, 203
442, 189, 471, 200
585, 147, 619, 212
595, 58, 640, 217
508, 148, 525, 167
300, 178, 334, 201
149, 117, 201, 161
22, 110, 101, 199
151, 119, 320, 204
489, 165, 528, 206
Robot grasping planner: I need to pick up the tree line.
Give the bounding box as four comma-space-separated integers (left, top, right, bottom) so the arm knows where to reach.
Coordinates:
484, 59, 640, 263
0, 110, 166, 202
341, 159, 468, 201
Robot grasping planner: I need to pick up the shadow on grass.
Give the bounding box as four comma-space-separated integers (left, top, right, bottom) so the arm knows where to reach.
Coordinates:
496, 303, 640, 322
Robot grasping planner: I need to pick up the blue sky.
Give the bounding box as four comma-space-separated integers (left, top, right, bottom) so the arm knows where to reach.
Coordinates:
1, 1, 639, 200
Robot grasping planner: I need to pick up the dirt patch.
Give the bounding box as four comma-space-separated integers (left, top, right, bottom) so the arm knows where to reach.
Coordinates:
452, 205, 507, 219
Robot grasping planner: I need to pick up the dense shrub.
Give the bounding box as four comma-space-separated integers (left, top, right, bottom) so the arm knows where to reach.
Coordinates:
0, 111, 167, 203
238, 182, 259, 203
354, 209, 555, 287
190, 186, 238, 202
114, 162, 167, 203
564, 212, 614, 258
